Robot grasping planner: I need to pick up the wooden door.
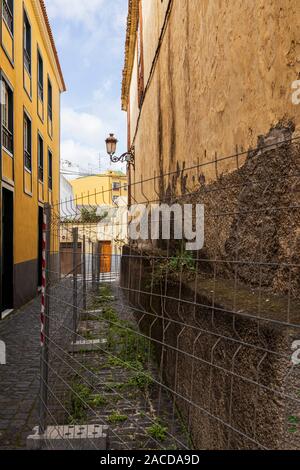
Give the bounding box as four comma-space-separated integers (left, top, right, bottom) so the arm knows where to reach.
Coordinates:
99, 241, 112, 273
60, 242, 82, 275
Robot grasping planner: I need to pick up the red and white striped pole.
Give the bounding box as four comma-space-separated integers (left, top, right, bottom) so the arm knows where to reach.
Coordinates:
40, 212, 47, 347
39, 204, 51, 435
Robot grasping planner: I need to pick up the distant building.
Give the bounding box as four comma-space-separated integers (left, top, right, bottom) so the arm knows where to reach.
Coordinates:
70, 171, 128, 207
60, 174, 128, 280
97, 196, 128, 275
60, 175, 76, 219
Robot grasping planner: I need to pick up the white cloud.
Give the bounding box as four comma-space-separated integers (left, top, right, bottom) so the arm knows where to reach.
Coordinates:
61, 140, 101, 174
60, 107, 108, 175
46, 0, 128, 178
61, 107, 104, 148
92, 80, 112, 101
60, 105, 122, 177
46, 0, 104, 29
61, 139, 125, 180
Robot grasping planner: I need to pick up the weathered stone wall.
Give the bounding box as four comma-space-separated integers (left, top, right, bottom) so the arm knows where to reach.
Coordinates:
120, 139, 300, 449
121, 248, 299, 449
180, 128, 300, 301
128, 0, 300, 202
130, 130, 300, 301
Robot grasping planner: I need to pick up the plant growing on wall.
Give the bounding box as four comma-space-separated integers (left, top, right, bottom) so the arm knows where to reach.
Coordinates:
80, 207, 108, 223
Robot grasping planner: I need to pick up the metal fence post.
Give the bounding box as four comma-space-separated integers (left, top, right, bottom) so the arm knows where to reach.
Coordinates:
97, 241, 101, 285
39, 204, 51, 435
92, 242, 96, 291
72, 227, 78, 340
83, 234, 87, 312
91, 242, 94, 290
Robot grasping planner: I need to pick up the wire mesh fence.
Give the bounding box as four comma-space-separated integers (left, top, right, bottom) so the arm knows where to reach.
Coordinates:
37, 134, 300, 450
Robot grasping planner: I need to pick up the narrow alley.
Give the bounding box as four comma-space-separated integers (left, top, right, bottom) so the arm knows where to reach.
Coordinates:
1, 0, 300, 456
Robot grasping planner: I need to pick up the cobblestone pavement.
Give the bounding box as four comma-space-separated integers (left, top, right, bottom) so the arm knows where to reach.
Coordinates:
0, 279, 81, 450
0, 297, 41, 449
0, 280, 188, 450
42, 283, 189, 450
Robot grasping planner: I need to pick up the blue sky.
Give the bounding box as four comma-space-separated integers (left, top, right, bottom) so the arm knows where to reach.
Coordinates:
46, 0, 128, 177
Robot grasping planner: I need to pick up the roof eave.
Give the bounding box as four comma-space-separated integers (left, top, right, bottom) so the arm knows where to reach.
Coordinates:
121, 0, 139, 111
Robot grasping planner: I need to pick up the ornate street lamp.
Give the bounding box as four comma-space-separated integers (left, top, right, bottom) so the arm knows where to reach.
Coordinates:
105, 133, 135, 165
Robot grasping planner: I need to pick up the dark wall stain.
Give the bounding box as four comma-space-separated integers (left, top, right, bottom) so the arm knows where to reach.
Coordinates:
167, 24, 176, 169
184, 0, 191, 132
157, 61, 165, 202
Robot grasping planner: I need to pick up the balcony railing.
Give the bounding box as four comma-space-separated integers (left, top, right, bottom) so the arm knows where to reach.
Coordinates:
24, 149, 31, 171
2, 1, 13, 34
2, 125, 13, 154
24, 49, 31, 73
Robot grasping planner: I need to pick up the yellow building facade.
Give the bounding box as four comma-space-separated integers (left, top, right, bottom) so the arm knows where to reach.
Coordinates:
70, 171, 128, 207
0, 0, 65, 314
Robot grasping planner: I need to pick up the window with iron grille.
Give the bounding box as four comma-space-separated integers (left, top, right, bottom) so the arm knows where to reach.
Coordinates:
2, 0, 13, 35
23, 9, 31, 74
48, 78, 53, 121
48, 149, 53, 190
38, 50, 44, 101
24, 112, 32, 171
1, 78, 13, 154
38, 134, 44, 182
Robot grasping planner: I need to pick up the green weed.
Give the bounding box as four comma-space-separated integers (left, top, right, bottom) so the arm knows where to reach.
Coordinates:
146, 421, 168, 442
288, 416, 299, 425
128, 371, 154, 389
107, 411, 128, 424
